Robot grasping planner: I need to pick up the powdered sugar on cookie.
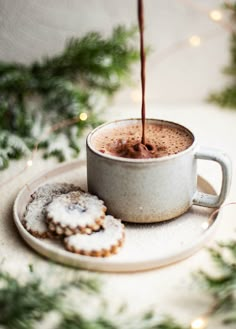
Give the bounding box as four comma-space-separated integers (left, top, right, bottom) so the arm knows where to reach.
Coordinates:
23, 183, 82, 238
31, 183, 83, 202
23, 199, 49, 237
46, 191, 106, 235
64, 215, 125, 257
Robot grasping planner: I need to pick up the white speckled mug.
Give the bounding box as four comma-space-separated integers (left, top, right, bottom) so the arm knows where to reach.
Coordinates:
86, 119, 232, 223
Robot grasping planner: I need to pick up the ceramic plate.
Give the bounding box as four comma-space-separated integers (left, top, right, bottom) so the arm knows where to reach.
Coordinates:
13, 160, 220, 272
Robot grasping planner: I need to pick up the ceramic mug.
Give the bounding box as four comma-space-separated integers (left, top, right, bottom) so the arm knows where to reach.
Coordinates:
86, 119, 232, 223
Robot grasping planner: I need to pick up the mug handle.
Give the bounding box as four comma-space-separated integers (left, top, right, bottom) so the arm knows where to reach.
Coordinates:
193, 146, 232, 208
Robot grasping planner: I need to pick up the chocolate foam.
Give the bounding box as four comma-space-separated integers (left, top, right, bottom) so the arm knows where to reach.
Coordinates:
106, 139, 167, 159
93, 123, 193, 159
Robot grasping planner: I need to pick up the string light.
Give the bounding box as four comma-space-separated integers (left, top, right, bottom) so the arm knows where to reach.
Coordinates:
189, 35, 201, 47
26, 160, 33, 167
209, 10, 223, 22
191, 317, 207, 329
201, 221, 209, 230
177, 0, 233, 32
154, 28, 224, 66
79, 112, 88, 121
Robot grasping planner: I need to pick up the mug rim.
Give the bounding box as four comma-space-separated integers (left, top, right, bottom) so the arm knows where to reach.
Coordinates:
86, 118, 197, 163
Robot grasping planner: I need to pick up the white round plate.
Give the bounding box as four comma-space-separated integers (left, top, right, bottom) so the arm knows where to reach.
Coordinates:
13, 160, 220, 272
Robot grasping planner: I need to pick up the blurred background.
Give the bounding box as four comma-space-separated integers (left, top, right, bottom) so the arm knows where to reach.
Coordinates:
0, 0, 227, 104
1, 4, 236, 329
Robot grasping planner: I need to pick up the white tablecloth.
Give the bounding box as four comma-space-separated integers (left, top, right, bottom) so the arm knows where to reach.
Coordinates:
1, 103, 235, 328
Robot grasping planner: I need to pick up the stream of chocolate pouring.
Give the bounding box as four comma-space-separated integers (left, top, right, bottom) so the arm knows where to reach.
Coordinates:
107, 0, 160, 159
138, 0, 146, 145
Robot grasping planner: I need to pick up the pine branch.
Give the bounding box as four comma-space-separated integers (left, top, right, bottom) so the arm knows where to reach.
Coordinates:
57, 313, 119, 329
0, 131, 30, 169
0, 271, 60, 329
198, 241, 236, 324
0, 267, 186, 329
0, 26, 139, 168
207, 85, 236, 108
208, 2, 236, 108
57, 313, 185, 329
0, 268, 102, 329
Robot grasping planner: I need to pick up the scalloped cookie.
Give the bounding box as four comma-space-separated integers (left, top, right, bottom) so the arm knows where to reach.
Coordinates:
64, 215, 125, 257
46, 190, 106, 236
23, 183, 82, 238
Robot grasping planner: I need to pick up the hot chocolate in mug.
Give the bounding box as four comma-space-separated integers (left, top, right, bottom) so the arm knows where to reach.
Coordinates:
86, 119, 232, 223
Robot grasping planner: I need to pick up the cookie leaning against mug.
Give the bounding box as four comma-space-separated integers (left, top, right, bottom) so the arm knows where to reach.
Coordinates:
64, 215, 125, 257
46, 191, 107, 236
